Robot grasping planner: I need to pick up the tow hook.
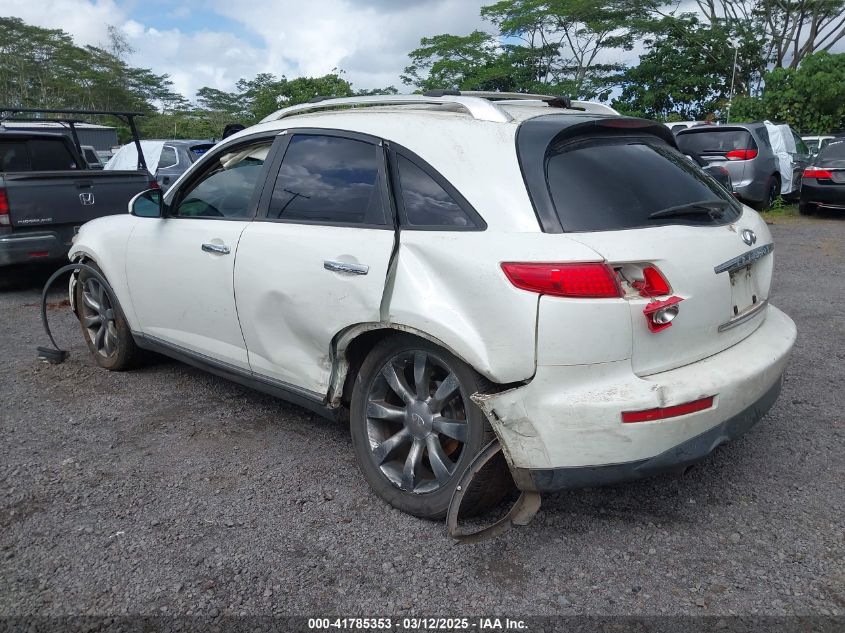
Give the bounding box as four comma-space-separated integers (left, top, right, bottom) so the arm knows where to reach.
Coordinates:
446, 439, 542, 544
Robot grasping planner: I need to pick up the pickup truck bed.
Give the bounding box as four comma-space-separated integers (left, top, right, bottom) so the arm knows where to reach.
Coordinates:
0, 131, 153, 266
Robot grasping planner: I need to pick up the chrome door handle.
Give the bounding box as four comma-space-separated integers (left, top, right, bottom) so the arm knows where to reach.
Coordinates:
201, 243, 230, 255
323, 260, 369, 275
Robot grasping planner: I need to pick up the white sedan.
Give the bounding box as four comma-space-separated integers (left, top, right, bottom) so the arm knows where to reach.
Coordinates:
69, 93, 796, 520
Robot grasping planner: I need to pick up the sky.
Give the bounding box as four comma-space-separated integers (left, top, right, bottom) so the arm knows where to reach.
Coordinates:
0, 0, 491, 99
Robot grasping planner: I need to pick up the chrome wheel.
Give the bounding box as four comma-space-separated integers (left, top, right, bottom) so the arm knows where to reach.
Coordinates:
79, 277, 118, 357
365, 350, 468, 494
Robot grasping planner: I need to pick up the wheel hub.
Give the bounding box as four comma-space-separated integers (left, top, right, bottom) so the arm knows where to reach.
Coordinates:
405, 402, 433, 438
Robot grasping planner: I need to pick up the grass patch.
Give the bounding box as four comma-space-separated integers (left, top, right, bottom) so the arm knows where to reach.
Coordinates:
759, 198, 799, 223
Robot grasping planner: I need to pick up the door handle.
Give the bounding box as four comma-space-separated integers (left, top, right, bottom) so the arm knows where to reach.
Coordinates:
323, 260, 368, 275
202, 243, 231, 255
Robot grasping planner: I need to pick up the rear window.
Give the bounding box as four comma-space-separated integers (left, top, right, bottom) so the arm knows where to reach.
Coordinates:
0, 141, 31, 171
818, 141, 845, 160
190, 144, 214, 161
676, 129, 756, 156
544, 137, 741, 232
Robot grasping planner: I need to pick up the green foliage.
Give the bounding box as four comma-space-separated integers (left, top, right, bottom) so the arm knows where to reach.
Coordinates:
613, 14, 764, 120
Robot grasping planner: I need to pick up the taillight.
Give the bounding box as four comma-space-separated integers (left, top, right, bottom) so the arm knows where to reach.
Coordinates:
501, 262, 623, 298
622, 396, 715, 423
0, 187, 9, 226
643, 295, 683, 332
725, 149, 758, 160
803, 168, 833, 180
148, 179, 161, 190
631, 265, 671, 297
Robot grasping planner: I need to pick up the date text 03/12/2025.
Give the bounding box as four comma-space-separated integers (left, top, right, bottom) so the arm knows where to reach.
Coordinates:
307, 617, 529, 630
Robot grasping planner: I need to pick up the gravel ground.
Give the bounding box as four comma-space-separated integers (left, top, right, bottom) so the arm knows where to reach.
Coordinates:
0, 216, 842, 620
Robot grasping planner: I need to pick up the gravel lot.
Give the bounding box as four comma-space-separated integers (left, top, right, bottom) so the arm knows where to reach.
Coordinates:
0, 215, 842, 620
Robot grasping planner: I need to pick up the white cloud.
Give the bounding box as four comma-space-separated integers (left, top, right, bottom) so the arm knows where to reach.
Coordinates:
0, 0, 489, 100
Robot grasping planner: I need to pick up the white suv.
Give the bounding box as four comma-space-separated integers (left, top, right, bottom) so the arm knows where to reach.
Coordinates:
69, 93, 796, 520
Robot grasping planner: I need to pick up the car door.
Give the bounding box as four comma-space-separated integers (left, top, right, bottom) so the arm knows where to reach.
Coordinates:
235, 130, 396, 396
126, 135, 278, 370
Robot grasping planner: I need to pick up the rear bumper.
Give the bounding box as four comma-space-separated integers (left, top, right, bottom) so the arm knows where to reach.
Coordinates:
527, 375, 782, 491
473, 305, 796, 490
800, 182, 845, 209
734, 178, 767, 204
0, 230, 68, 266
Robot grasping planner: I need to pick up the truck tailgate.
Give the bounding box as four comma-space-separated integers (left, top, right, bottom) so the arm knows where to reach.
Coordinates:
3, 170, 150, 227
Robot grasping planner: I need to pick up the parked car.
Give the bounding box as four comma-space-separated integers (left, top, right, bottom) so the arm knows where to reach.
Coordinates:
80, 144, 103, 169
675, 122, 810, 210
0, 129, 155, 267
801, 134, 835, 157
665, 120, 710, 134
799, 140, 845, 214
68, 94, 796, 520
154, 140, 215, 191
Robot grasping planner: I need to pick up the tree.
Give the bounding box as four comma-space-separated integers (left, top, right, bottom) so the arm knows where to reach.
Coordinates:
691, 0, 845, 71
730, 51, 845, 132
613, 13, 765, 120
402, 31, 503, 91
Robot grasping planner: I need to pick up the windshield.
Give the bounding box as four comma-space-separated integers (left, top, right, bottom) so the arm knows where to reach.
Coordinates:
543, 136, 742, 231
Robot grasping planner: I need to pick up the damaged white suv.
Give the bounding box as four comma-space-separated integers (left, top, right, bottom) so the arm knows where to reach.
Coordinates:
69, 93, 796, 521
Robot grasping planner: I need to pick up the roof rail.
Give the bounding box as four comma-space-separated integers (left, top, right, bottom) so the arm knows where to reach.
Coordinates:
259, 95, 514, 124
458, 91, 619, 115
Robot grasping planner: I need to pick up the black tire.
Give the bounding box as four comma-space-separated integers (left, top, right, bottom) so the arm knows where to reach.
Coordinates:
74, 262, 139, 371
798, 201, 816, 215
754, 175, 780, 211
350, 335, 511, 519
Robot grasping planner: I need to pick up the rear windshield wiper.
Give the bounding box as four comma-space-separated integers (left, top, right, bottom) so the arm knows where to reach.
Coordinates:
648, 200, 731, 220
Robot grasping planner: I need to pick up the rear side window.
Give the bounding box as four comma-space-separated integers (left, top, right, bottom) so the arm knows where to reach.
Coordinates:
268, 135, 386, 226
676, 129, 757, 157
0, 141, 31, 171
26, 139, 79, 170
190, 144, 214, 161
543, 137, 741, 232
396, 154, 478, 229
158, 146, 178, 169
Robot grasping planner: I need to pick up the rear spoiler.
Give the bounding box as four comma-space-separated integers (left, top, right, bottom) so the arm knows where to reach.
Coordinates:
0, 107, 147, 171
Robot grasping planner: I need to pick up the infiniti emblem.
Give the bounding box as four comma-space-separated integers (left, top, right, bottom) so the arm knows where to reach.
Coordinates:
741, 229, 757, 246
79, 192, 95, 206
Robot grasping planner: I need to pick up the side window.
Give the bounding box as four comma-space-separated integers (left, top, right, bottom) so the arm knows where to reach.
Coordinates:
792, 133, 809, 155
396, 154, 477, 229
268, 135, 386, 226
173, 140, 271, 219
158, 145, 178, 169
757, 127, 771, 149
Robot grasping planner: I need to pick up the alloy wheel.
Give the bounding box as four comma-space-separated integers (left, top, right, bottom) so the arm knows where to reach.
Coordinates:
80, 277, 119, 357
365, 350, 468, 494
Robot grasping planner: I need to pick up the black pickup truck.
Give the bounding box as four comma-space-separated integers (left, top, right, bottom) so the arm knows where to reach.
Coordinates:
0, 108, 155, 267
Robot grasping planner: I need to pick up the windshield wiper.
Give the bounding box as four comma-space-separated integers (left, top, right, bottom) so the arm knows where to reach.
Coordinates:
648, 200, 731, 220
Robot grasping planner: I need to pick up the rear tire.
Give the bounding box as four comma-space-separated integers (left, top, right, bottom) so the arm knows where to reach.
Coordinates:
75, 262, 139, 371
754, 175, 780, 211
349, 335, 511, 519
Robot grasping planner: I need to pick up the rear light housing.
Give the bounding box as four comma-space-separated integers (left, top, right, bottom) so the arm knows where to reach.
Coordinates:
622, 396, 715, 423
643, 296, 683, 332
803, 168, 833, 180
0, 187, 9, 226
148, 179, 161, 190
501, 262, 623, 298
725, 149, 758, 160
631, 265, 672, 297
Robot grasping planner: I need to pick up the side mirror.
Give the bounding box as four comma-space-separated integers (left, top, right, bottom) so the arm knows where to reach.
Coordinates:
129, 188, 162, 218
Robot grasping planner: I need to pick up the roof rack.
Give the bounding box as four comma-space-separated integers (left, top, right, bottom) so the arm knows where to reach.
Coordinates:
0, 106, 148, 170
457, 91, 619, 115
259, 95, 514, 124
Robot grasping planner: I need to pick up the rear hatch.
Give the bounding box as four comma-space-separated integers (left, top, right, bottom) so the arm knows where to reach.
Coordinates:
675, 126, 759, 190
517, 116, 773, 375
